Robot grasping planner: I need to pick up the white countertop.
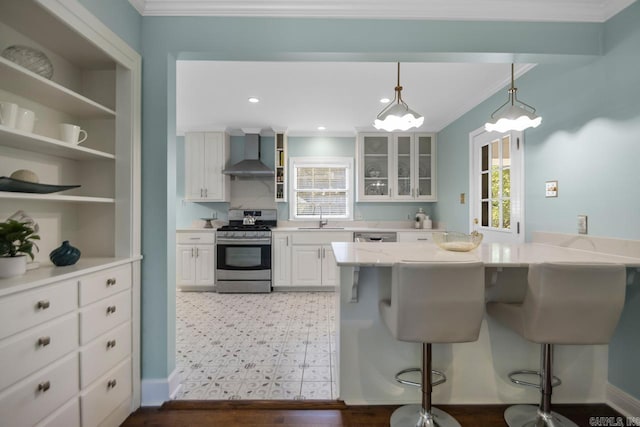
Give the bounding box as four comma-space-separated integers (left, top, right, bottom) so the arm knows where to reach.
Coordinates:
331, 241, 640, 267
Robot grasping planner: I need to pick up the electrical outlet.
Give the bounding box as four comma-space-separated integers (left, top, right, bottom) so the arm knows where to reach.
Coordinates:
577, 215, 588, 235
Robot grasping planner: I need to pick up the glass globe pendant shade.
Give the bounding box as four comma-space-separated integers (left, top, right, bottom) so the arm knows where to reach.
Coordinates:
485, 63, 541, 133
485, 104, 542, 132
374, 102, 424, 132
373, 62, 424, 132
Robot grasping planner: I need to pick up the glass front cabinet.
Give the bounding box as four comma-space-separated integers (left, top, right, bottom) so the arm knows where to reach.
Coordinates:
357, 133, 436, 202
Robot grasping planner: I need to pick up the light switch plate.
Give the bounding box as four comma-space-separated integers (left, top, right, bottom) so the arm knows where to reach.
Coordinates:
546, 181, 558, 197
578, 215, 588, 235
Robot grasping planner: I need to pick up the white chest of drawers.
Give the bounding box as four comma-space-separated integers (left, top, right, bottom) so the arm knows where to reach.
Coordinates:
0, 260, 138, 427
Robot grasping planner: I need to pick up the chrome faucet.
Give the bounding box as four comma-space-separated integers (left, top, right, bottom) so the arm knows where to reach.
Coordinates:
314, 204, 328, 228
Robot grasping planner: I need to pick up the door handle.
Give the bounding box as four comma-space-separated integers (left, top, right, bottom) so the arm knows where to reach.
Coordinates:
318, 248, 321, 258
322, 247, 326, 258
196, 247, 199, 257
191, 247, 194, 257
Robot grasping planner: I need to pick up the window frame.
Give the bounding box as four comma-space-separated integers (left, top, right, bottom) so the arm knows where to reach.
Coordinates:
288, 157, 354, 221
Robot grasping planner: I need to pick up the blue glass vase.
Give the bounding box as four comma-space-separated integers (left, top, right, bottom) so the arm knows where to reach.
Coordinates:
49, 240, 81, 266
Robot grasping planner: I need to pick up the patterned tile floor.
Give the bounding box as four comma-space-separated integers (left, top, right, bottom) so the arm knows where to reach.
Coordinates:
175, 291, 338, 400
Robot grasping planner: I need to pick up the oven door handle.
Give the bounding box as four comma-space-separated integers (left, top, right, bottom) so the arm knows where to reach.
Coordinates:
216, 238, 271, 245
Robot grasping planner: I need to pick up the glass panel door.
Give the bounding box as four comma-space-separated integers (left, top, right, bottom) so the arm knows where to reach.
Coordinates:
363, 135, 389, 197
416, 134, 433, 197
395, 135, 412, 197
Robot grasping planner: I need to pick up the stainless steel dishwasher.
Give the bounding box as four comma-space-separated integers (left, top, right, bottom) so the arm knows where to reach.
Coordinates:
353, 231, 397, 242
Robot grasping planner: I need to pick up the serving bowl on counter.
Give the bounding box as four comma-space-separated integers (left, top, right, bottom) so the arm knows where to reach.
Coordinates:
432, 231, 483, 252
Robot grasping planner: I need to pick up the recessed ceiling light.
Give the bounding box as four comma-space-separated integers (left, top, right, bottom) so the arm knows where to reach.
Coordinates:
380, 98, 391, 104
317, 126, 326, 131
248, 97, 260, 103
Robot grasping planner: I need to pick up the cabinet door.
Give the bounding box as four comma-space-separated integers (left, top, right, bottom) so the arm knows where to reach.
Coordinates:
272, 234, 292, 287
202, 132, 229, 201
194, 245, 215, 286
415, 134, 436, 200
321, 245, 340, 287
393, 134, 414, 200
359, 134, 392, 201
185, 133, 205, 200
291, 245, 322, 286
176, 244, 196, 286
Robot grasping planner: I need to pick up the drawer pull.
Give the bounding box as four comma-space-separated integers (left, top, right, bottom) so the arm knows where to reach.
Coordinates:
106, 339, 117, 349
107, 379, 117, 389
37, 336, 51, 347
106, 305, 117, 315
36, 300, 50, 310
106, 278, 117, 286
417, 238, 429, 241
37, 381, 51, 392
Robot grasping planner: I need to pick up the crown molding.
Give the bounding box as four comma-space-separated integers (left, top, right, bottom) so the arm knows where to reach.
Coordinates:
128, 0, 636, 22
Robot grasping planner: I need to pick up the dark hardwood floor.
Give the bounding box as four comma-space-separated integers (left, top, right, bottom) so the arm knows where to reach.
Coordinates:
121, 400, 622, 426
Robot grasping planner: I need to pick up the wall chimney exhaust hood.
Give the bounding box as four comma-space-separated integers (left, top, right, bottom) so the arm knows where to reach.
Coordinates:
222, 133, 274, 176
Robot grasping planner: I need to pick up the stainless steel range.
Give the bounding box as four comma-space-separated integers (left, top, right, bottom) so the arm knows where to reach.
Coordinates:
215, 209, 276, 293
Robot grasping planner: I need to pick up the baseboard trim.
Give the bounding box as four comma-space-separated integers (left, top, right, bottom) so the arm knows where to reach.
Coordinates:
161, 399, 348, 410
606, 383, 640, 417
141, 368, 181, 406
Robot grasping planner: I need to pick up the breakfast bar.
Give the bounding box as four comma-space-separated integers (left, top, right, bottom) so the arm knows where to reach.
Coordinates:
331, 240, 640, 405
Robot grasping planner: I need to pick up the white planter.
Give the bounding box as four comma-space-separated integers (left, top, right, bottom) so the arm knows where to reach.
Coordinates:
0, 255, 27, 279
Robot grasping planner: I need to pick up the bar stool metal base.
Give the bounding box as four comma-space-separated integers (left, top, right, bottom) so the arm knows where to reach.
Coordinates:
504, 405, 579, 427
391, 404, 461, 427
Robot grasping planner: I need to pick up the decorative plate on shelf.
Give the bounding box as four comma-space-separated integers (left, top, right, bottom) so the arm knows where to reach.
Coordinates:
1, 45, 54, 79
0, 177, 80, 194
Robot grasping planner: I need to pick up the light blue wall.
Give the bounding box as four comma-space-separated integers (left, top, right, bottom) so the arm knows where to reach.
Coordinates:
435, 1, 640, 399
82, 0, 640, 399
139, 14, 608, 382
77, 0, 141, 52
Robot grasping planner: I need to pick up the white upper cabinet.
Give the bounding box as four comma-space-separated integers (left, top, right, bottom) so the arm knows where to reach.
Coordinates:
184, 131, 230, 202
357, 132, 436, 202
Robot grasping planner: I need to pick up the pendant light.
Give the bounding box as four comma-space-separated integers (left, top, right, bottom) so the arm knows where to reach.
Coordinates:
374, 62, 424, 132
485, 63, 541, 133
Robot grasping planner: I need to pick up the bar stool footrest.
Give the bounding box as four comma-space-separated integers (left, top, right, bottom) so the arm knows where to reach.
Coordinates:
508, 369, 561, 389
395, 368, 446, 388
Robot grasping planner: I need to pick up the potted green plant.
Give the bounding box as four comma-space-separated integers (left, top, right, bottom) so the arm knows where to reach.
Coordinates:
0, 219, 40, 278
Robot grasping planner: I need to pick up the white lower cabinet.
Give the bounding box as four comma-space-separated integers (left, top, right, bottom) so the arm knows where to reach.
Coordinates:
289, 232, 352, 288
0, 261, 138, 427
176, 232, 216, 290
272, 232, 292, 287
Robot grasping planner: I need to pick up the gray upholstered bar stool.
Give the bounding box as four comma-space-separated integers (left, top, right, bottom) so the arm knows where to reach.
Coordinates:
487, 262, 626, 427
379, 261, 485, 427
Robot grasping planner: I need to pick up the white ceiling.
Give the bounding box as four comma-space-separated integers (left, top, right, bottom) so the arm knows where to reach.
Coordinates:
177, 61, 535, 136
168, 0, 635, 136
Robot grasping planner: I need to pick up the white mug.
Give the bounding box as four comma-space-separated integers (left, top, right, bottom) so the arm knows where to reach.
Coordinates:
0, 101, 19, 128
59, 123, 88, 144
16, 108, 36, 133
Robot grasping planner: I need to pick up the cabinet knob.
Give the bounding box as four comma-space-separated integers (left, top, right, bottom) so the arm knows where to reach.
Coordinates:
37, 381, 51, 392
36, 300, 50, 310
107, 339, 117, 349
106, 278, 117, 286
107, 379, 117, 389
37, 336, 51, 347
106, 305, 117, 315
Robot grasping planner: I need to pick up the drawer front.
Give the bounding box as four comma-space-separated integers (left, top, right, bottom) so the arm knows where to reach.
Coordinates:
0, 280, 77, 340
80, 322, 131, 388
36, 398, 80, 427
79, 264, 132, 307
80, 291, 131, 345
176, 232, 215, 244
0, 313, 78, 390
0, 353, 79, 427
81, 358, 132, 427
397, 231, 434, 242
291, 232, 353, 245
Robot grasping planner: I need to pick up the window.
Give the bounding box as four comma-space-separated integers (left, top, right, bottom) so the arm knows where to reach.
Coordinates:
289, 157, 353, 220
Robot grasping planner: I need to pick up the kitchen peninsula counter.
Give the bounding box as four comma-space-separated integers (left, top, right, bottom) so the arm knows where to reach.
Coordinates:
331, 240, 640, 406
